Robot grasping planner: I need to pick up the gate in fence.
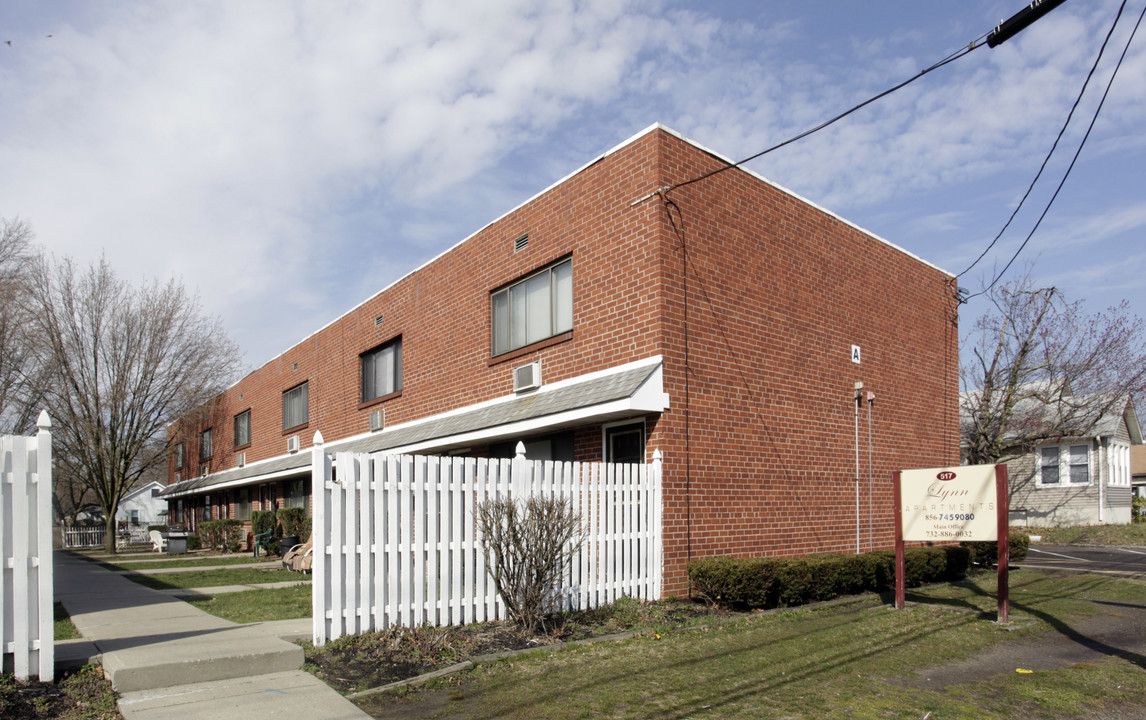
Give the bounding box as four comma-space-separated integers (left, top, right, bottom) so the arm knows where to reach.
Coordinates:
311, 432, 663, 646
1, 412, 54, 681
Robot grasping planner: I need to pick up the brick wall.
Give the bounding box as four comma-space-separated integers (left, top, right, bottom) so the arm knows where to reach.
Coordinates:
168, 126, 959, 596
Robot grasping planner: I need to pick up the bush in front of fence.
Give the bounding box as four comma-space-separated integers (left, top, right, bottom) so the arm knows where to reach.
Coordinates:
688, 546, 971, 610
476, 495, 584, 634
961, 532, 1030, 567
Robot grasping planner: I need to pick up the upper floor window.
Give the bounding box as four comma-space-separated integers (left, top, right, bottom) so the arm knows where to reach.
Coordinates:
1038, 443, 1090, 486
174, 442, 184, 469
361, 337, 402, 403
199, 429, 213, 461
491, 258, 572, 356
283, 381, 308, 431
234, 409, 251, 447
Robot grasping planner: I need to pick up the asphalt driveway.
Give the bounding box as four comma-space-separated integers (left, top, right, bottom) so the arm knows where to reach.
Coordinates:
1015, 544, 1146, 578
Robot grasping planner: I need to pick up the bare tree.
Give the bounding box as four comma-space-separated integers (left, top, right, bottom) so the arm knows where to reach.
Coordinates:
961, 276, 1146, 465
0, 217, 49, 433
28, 255, 242, 552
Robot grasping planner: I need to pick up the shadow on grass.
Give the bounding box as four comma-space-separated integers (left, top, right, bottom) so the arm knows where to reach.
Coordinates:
913, 571, 1146, 673
460, 601, 979, 720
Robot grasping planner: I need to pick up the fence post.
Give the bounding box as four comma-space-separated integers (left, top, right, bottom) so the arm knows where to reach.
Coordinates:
512, 441, 529, 499
311, 431, 328, 646
35, 411, 54, 681
651, 449, 663, 600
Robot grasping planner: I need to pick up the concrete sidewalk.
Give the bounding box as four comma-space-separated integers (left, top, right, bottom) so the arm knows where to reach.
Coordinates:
55, 551, 368, 719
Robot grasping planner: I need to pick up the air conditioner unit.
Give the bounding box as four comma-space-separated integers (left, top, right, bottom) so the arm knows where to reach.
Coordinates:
175, 472, 182, 483
236, 452, 246, 467
287, 435, 300, 454
369, 408, 385, 432
200, 465, 209, 477
513, 361, 541, 393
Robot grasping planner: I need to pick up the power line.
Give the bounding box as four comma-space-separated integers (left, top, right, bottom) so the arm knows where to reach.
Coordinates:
664, 36, 987, 195
956, 0, 1130, 282
963, 0, 1144, 301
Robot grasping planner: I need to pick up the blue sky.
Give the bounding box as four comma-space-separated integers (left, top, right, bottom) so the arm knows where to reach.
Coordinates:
2, 0, 1144, 372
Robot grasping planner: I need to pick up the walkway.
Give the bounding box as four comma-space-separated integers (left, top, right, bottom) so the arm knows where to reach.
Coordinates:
54, 551, 368, 719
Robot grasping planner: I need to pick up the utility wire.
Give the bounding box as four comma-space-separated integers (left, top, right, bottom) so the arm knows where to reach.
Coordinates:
665, 36, 986, 195
956, 0, 1131, 282
963, 0, 1144, 301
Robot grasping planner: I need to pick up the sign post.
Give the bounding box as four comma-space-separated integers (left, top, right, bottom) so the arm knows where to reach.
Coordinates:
895, 463, 1010, 622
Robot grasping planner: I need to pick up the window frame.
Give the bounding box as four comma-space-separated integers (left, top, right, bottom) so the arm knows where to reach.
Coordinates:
234, 408, 251, 448
1037, 442, 1092, 487
174, 442, 184, 469
199, 429, 213, 462
491, 257, 573, 357
283, 381, 309, 432
360, 336, 403, 405
602, 419, 646, 463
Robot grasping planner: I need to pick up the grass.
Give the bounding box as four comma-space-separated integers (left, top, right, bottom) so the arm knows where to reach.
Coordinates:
1018, 522, 1146, 546
184, 584, 312, 623
100, 555, 279, 571
123, 566, 304, 590
53, 603, 80, 641
352, 570, 1146, 719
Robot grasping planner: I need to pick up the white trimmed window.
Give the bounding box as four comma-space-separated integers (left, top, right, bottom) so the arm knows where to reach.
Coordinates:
199, 429, 213, 461
491, 258, 572, 355
234, 409, 251, 447
1038, 443, 1091, 486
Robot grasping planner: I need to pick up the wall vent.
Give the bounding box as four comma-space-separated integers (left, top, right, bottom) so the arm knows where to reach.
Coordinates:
369, 408, 385, 432
513, 361, 541, 393
236, 452, 246, 468
287, 435, 301, 454
513, 234, 529, 252
374, 314, 384, 327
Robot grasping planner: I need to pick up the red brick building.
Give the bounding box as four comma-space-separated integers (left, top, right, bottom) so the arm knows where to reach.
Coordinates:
162, 125, 959, 593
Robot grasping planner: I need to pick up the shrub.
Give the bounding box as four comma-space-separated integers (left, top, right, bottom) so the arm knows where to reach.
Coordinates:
277, 507, 308, 538
1133, 496, 1146, 523
476, 494, 583, 634
198, 520, 224, 550
961, 532, 1029, 566
689, 546, 971, 610
186, 534, 201, 551
251, 510, 276, 537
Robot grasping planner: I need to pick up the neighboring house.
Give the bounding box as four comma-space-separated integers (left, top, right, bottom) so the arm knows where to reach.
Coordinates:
115, 481, 167, 528
1131, 445, 1146, 500
160, 124, 959, 594
969, 393, 1141, 527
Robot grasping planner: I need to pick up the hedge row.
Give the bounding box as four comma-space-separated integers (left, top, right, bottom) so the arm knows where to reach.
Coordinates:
688, 547, 971, 610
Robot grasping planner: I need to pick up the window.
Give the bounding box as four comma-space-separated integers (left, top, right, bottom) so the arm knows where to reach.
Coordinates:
1039, 443, 1090, 486
284, 478, 306, 509
174, 443, 184, 469
234, 409, 251, 447
361, 337, 402, 403
199, 429, 213, 461
283, 382, 308, 431
605, 422, 645, 463
236, 488, 251, 521
492, 258, 572, 355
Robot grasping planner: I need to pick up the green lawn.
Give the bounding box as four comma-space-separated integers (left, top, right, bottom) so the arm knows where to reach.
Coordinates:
184, 584, 312, 623
356, 570, 1146, 719
1019, 522, 1146, 546
54, 602, 80, 641
124, 567, 304, 590
104, 555, 280, 571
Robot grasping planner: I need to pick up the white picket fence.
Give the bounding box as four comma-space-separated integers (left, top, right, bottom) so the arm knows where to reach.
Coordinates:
1, 412, 54, 681
311, 433, 663, 645
62, 526, 105, 549
63, 525, 150, 549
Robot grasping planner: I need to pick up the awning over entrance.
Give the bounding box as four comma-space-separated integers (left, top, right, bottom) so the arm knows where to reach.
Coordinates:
160, 356, 668, 499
